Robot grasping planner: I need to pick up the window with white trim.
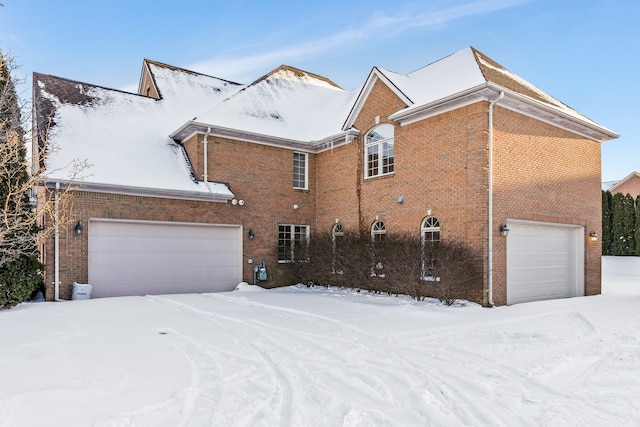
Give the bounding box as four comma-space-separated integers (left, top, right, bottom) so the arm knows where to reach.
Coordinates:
371, 220, 386, 276
332, 223, 344, 240
278, 224, 309, 263
421, 217, 441, 279
421, 217, 440, 244
331, 223, 345, 273
365, 124, 394, 178
293, 152, 308, 189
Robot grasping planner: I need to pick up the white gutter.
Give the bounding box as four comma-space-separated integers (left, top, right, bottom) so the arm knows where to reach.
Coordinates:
390, 83, 618, 142
170, 122, 360, 154
54, 182, 61, 301
203, 127, 210, 182
487, 91, 504, 307
44, 180, 233, 203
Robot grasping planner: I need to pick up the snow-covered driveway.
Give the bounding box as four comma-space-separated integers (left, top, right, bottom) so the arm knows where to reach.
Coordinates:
1, 256, 639, 426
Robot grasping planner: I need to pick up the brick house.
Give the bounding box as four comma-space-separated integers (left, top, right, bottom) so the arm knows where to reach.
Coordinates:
33, 47, 618, 306
603, 171, 640, 198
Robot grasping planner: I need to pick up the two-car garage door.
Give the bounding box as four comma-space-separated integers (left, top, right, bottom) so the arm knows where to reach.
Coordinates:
88, 219, 242, 298
506, 220, 584, 305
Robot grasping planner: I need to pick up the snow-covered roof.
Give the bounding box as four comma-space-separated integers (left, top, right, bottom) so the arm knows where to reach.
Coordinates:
384, 47, 488, 108
171, 65, 360, 145
33, 47, 618, 198
346, 47, 618, 142
33, 65, 241, 201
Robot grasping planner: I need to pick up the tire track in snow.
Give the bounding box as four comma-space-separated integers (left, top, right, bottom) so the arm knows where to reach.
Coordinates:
146, 295, 504, 425
146, 296, 298, 427
136, 294, 634, 426
198, 295, 525, 423
393, 317, 631, 426
146, 296, 418, 424
96, 327, 223, 427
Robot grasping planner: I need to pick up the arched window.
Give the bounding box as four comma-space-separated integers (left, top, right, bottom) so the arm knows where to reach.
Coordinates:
421, 217, 440, 244
371, 220, 386, 242
332, 223, 344, 238
371, 220, 386, 276
365, 124, 394, 178
421, 217, 440, 279
332, 223, 345, 274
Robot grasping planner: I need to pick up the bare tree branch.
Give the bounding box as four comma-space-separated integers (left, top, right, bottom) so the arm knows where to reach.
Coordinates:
0, 50, 87, 269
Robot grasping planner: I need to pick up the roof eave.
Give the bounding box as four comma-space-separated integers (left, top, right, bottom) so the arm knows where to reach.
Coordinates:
43, 179, 233, 203
388, 83, 493, 124
342, 68, 412, 131
389, 83, 619, 142
609, 171, 640, 193
489, 83, 619, 142
170, 122, 359, 153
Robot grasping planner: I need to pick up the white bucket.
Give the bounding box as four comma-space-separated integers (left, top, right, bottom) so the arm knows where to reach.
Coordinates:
72, 282, 93, 300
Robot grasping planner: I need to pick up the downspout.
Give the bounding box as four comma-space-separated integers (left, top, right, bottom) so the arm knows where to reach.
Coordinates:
487, 91, 504, 307
203, 127, 210, 182
54, 182, 61, 301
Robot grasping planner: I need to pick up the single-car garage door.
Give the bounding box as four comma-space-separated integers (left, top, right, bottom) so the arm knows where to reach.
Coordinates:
89, 219, 242, 298
507, 220, 584, 305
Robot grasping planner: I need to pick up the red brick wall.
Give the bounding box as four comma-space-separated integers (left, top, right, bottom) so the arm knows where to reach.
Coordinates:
317, 82, 602, 306
42, 137, 318, 300
492, 106, 602, 305
611, 175, 640, 199
317, 79, 490, 303
42, 81, 603, 306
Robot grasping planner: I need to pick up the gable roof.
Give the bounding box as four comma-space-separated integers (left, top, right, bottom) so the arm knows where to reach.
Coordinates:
169, 64, 360, 149
605, 171, 640, 193
138, 58, 243, 100
33, 47, 619, 198
33, 70, 235, 201
343, 47, 618, 142
341, 67, 413, 131
245, 64, 342, 90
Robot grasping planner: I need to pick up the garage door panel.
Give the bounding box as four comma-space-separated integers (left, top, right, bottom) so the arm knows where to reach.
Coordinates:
89, 220, 242, 298
507, 221, 583, 305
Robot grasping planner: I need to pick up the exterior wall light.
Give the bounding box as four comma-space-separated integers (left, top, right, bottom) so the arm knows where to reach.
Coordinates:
75, 221, 83, 235
589, 231, 598, 242
499, 224, 509, 237
248, 229, 255, 240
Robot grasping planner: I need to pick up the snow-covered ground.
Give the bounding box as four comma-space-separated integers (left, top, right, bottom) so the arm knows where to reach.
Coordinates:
1, 257, 639, 426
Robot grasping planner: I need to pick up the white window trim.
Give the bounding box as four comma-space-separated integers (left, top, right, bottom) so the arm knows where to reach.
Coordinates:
371, 220, 386, 276
332, 223, 344, 274
365, 124, 394, 179
421, 217, 441, 280
278, 224, 310, 263
421, 217, 440, 244
293, 152, 308, 190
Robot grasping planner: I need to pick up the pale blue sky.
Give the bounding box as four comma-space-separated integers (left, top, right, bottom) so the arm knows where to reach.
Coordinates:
1, 0, 637, 182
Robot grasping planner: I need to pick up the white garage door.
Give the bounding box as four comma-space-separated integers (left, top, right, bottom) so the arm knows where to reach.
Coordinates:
507, 220, 584, 305
89, 219, 242, 298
